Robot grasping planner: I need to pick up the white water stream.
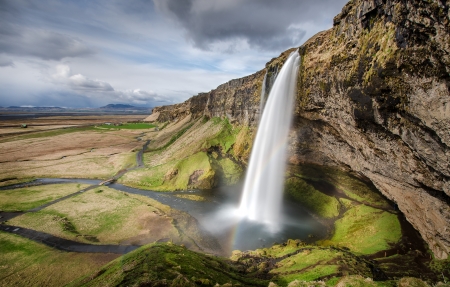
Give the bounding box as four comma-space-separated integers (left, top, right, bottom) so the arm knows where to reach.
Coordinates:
239, 50, 300, 232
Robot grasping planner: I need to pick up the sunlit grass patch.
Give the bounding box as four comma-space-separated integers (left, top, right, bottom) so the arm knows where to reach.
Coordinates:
0, 183, 89, 212
7, 186, 178, 244
0, 231, 117, 287
273, 249, 341, 275
329, 205, 401, 254
122, 151, 216, 191
279, 265, 339, 283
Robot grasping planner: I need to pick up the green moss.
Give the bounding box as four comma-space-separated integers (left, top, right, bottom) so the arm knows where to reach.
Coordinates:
285, 177, 340, 218
68, 242, 268, 287
233, 126, 253, 160
330, 205, 401, 254
280, 265, 339, 283
273, 249, 341, 275
171, 152, 214, 190
290, 165, 391, 209
203, 117, 239, 153
216, 157, 242, 185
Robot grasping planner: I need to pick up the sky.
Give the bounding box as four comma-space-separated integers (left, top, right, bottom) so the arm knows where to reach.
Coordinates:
0, 0, 348, 108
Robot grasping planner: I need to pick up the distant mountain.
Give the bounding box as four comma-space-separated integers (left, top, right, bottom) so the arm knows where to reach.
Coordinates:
100, 104, 136, 109
99, 104, 151, 111
1, 106, 66, 111
0, 104, 151, 114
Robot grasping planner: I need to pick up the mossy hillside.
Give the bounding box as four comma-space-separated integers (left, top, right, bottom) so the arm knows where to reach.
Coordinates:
165, 151, 216, 190
283, 164, 401, 257
214, 157, 243, 185
327, 205, 401, 254
121, 116, 251, 190
232, 242, 382, 286
289, 164, 391, 209
0, 231, 116, 287
0, 183, 89, 212
202, 117, 239, 154
233, 126, 254, 161
285, 177, 340, 219
68, 242, 268, 287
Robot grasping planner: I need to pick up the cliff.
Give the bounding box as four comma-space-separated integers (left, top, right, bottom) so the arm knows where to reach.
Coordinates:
149, 0, 450, 259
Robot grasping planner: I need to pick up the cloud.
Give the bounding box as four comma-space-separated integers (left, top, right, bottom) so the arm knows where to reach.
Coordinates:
50, 64, 167, 106
0, 55, 14, 67
116, 89, 168, 105
0, 25, 93, 61
0, 0, 93, 61
52, 65, 113, 92
153, 0, 347, 52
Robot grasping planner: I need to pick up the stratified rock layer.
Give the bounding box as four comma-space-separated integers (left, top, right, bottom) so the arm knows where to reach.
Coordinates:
150, 0, 450, 259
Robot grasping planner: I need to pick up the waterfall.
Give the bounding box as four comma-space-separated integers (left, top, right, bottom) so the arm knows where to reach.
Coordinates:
239, 50, 300, 233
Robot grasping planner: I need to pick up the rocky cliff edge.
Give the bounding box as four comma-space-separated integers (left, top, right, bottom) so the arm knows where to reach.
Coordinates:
149, 0, 450, 259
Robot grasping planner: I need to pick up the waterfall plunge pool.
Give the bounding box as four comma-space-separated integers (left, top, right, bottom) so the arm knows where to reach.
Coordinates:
109, 181, 328, 255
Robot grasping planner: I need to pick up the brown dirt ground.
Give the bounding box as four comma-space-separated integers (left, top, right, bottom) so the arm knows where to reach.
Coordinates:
0, 129, 143, 179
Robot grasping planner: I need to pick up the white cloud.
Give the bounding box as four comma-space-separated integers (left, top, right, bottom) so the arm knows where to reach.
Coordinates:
52, 64, 113, 92
49, 64, 170, 106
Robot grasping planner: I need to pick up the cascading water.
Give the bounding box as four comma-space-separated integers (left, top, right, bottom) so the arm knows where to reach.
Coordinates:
239, 50, 300, 233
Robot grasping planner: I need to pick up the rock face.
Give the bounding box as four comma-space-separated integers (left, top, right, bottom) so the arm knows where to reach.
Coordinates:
150, 0, 450, 259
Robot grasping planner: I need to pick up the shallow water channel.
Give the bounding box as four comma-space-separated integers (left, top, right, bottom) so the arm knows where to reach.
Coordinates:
19, 178, 328, 254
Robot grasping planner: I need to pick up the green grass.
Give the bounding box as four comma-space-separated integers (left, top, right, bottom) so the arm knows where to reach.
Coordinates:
0, 183, 89, 212
329, 205, 401, 254
0, 231, 115, 287
273, 249, 341, 274
202, 117, 240, 153
285, 177, 340, 218
7, 187, 167, 244
280, 265, 339, 283
96, 123, 156, 130
166, 151, 215, 190
147, 122, 194, 152
124, 151, 216, 191
67, 242, 268, 287
289, 165, 391, 209
216, 157, 242, 185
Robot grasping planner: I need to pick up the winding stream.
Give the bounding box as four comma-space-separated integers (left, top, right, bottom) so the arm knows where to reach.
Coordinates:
1, 177, 327, 255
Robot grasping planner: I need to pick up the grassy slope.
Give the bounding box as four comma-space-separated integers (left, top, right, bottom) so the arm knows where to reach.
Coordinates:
0, 231, 117, 287
329, 205, 401, 254
285, 177, 340, 219
119, 116, 248, 191
67, 242, 268, 287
